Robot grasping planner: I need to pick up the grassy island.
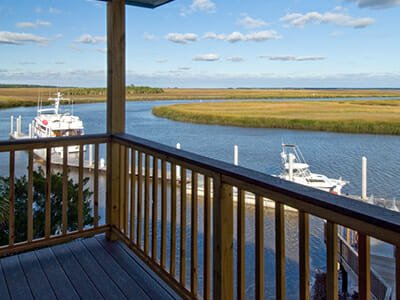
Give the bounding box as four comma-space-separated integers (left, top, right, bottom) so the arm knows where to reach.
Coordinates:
152, 100, 400, 135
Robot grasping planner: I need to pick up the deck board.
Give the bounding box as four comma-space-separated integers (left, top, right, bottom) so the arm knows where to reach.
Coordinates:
51, 243, 104, 300
82, 238, 150, 299
95, 235, 176, 299
1, 255, 33, 300
0, 235, 181, 300
67, 238, 128, 300
18, 251, 57, 300
35, 247, 80, 300
0, 262, 10, 300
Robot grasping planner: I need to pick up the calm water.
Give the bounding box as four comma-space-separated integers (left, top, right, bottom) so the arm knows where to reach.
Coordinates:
1, 99, 399, 298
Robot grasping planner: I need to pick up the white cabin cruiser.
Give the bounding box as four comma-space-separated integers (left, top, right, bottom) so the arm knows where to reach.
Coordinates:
31, 91, 84, 153
279, 144, 348, 194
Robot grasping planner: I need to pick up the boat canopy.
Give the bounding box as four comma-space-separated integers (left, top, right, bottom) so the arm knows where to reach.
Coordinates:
96, 0, 174, 9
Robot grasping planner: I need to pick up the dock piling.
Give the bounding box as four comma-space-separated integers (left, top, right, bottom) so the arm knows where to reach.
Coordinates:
362, 156, 367, 200
234, 145, 239, 166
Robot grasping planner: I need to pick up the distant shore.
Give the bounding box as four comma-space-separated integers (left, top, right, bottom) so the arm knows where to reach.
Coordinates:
152, 100, 400, 135
1, 87, 400, 109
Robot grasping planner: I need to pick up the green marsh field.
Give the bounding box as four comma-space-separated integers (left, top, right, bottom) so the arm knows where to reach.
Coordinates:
152, 100, 400, 135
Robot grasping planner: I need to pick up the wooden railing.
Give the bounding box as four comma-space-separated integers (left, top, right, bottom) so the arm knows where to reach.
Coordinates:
113, 133, 400, 300
1, 133, 399, 299
0, 134, 109, 256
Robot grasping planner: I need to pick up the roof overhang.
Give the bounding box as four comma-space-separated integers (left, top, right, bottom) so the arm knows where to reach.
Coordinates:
98, 0, 174, 9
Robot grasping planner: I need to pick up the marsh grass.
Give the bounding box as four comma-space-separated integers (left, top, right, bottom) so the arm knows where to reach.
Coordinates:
1, 87, 400, 109
152, 100, 400, 135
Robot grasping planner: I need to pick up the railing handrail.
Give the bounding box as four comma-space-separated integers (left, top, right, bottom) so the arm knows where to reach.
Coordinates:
0, 133, 109, 152
113, 133, 400, 246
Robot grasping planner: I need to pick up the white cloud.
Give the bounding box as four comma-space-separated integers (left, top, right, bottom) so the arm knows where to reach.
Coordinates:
193, 53, 220, 61
280, 10, 374, 28
227, 56, 244, 62
238, 15, 267, 28
156, 59, 168, 63
261, 55, 326, 61
75, 34, 106, 44
165, 33, 198, 44
347, 0, 400, 8
178, 67, 191, 70
181, 0, 216, 16
49, 7, 62, 14
203, 30, 281, 42
191, 0, 215, 11
19, 61, 36, 65
96, 48, 107, 53
16, 20, 51, 29
0, 31, 49, 45
143, 32, 156, 41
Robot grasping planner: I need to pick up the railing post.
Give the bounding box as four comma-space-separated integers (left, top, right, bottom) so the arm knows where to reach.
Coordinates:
213, 176, 234, 300
106, 0, 125, 240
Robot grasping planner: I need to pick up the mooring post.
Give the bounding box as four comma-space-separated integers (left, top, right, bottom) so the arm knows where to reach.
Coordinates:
89, 144, 93, 168
362, 156, 367, 200
176, 143, 181, 180
10, 116, 14, 136
28, 124, 32, 138
234, 145, 239, 166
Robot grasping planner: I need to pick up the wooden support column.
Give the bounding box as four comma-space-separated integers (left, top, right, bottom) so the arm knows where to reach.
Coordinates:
213, 177, 233, 300
106, 0, 125, 240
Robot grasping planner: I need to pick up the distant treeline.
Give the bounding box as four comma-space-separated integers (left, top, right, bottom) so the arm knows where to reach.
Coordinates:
0, 84, 59, 88
64, 85, 164, 96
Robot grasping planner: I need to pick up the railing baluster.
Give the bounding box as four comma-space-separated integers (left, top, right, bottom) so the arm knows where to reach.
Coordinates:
180, 167, 187, 286
170, 162, 177, 277
161, 160, 167, 268
124, 146, 129, 234
144, 154, 150, 254
119, 145, 125, 233
237, 188, 245, 300
93, 144, 99, 227
275, 202, 285, 300
299, 211, 310, 300
204, 176, 211, 300
255, 195, 264, 300
45, 147, 51, 238
130, 148, 136, 242
191, 172, 198, 295
396, 246, 400, 300
326, 221, 338, 300
62, 146, 68, 235
27, 149, 33, 242
9, 151, 15, 246
137, 152, 143, 247
358, 233, 371, 299
151, 156, 158, 260
213, 178, 234, 300
78, 144, 84, 231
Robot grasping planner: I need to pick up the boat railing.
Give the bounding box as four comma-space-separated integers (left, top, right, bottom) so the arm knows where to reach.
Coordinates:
0, 133, 399, 299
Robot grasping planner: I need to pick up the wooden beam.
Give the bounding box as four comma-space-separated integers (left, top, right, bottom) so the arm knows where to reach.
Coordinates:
326, 222, 338, 300
106, 0, 125, 240
358, 233, 371, 300
213, 178, 233, 300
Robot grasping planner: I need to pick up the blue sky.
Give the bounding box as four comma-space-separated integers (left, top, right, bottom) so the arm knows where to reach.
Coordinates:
0, 0, 399, 88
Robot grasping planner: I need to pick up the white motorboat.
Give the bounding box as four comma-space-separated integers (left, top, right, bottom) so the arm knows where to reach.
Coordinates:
30, 91, 85, 153
278, 144, 348, 195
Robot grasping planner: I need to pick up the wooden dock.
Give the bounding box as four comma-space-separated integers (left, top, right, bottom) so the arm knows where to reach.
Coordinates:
338, 233, 394, 299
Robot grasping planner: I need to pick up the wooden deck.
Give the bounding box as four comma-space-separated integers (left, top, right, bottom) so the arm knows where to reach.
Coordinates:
0, 235, 181, 300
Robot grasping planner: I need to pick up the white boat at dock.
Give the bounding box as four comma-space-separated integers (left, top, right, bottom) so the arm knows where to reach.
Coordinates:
10, 91, 85, 154
278, 143, 348, 195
